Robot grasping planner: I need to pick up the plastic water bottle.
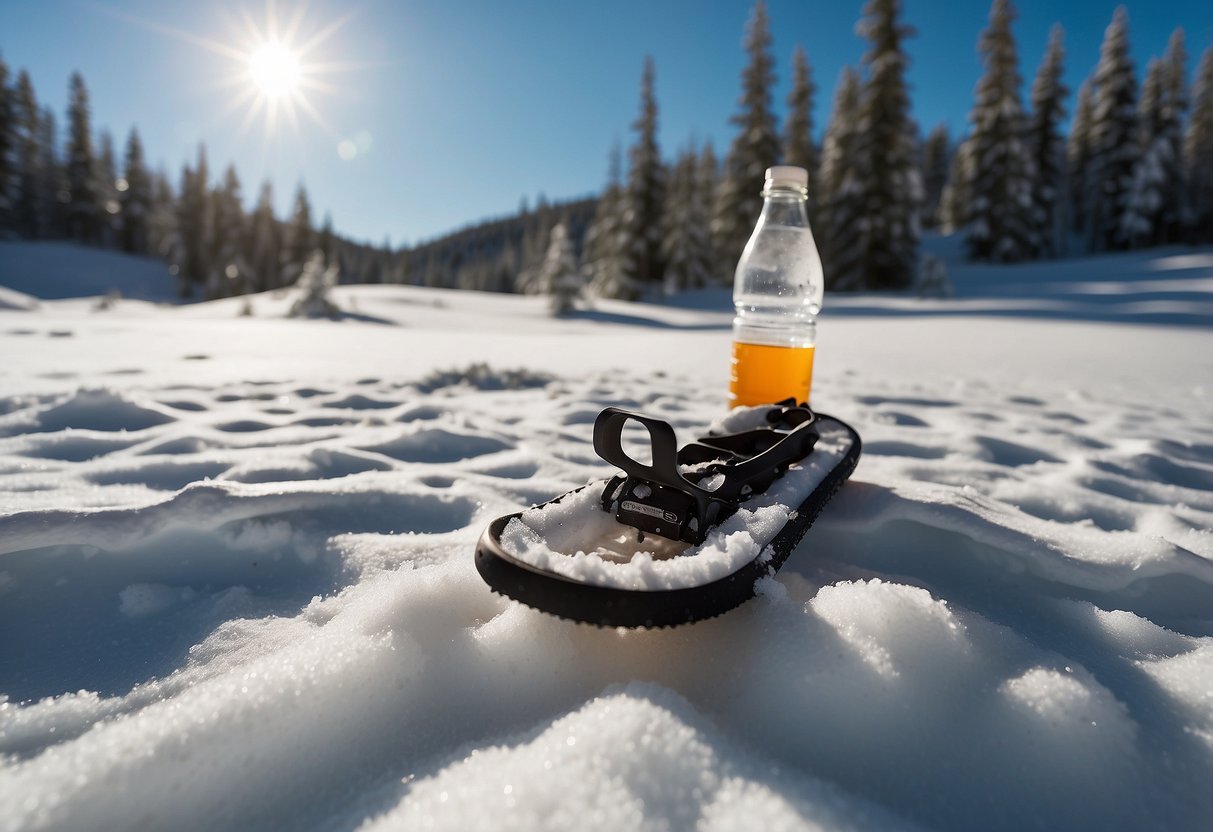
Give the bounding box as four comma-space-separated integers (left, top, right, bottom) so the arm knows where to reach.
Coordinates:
728, 165, 824, 408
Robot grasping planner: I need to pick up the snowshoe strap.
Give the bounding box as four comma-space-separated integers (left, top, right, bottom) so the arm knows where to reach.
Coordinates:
593, 402, 820, 545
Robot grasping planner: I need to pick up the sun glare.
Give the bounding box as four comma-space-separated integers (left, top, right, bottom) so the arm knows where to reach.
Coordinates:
248, 41, 301, 98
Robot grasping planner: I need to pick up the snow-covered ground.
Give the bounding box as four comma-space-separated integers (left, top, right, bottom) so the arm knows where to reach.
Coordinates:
1, 242, 1212, 831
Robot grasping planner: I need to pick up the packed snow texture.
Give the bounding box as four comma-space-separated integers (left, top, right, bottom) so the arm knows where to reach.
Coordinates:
1, 242, 1212, 831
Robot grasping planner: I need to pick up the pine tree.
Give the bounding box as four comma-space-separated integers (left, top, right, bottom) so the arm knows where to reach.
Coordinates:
0, 55, 14, 234
287, 252, 340, 319
65, 72, 98, 244
515, 197, 554, 294
280, 183, 313, 284
535, 221, 582, 314
854, 0, 922, 287
1026, 24, 1068, 257
713, 0, 780, 272
1185, 48, 1213, 243
939, 138, 975, 232
920, 124, 951, 229
585, 144, 639, 299
698, 142, 724, 281
209, 165, 249, 298
317, 212, 336, 265
660, 145, 713, 294
817, 67, 865, 290
1159, 30, 1189, 244
95, 129, 119, 248
1087, 6, 1138, 251
621, 56, 665, 286
175, 145, 212, 296
964, 0, 1037, 262
1067, 79, 1095, 238
37, 107, 65, 238
13, 70, 44, 238
119, 128, 151, 254
783, 45, 816, 176
248, 181, 280, 291
147, 169, 176, 260
490, 242, 518, 293
1120, 58, 1169, 247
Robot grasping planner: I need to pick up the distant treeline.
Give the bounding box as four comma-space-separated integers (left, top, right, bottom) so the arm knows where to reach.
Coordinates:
1, 0, 1212, 301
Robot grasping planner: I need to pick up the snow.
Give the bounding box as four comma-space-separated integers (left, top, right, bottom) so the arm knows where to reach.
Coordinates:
1, 241, 1213, 830
0, 241, 178, 302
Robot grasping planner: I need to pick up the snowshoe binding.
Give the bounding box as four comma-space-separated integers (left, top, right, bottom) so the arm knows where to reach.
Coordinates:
475, 400, 862, 627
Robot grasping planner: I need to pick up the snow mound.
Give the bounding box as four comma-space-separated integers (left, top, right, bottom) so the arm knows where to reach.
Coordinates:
0, 388, 177, 436
0, 241, 175, 302
0, 284, 38, 311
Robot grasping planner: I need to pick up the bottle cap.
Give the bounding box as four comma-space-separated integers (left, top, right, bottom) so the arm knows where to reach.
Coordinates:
765, 166, 808, 189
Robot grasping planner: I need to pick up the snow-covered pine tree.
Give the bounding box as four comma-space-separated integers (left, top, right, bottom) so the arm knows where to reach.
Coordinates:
585, 145, 639, 300
208, 165, 249, 298
621, 56, 665, 287
964, 0, 1037, 262
515, 198, 554, 294
0, 55, 14, 235
713, 0, 780, 273
1067, 79, 1095, 240
817, 67, 865, 290
1026, 24, 1067, 257
938, 138, 975, 233
698, 142, 725, 281
247, 181, 279, 292
1120, 57, 1169, 247
280, 183, 313, 285
1157, 29, 1190, 244
65, 72, 98, 244
95, 130, 119, 248
854, 0, 922, 288
920, 124, 950, 229
1088, 7, 1138, 251
660, 145, 713, 295
534, 221, 582, 315
1185, 48, 1213, 243
783, 45, 816, 182
119, 129, 151, 254
287, 251, 340, 319
13, 70, 44, 239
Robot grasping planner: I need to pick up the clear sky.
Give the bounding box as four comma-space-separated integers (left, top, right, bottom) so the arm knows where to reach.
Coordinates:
2, 1, 1210, 247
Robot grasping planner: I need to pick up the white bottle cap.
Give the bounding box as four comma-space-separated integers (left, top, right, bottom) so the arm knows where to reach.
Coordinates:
765, 166, 809, 189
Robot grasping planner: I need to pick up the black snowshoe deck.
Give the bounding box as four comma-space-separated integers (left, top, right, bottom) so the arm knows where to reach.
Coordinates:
474, 405, 862, 628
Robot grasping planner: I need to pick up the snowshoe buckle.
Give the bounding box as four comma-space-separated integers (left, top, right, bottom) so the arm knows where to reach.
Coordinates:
592, 403, 820, 545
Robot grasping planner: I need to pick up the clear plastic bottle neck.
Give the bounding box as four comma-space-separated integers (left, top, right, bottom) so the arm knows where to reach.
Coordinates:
757, 185, 809, 227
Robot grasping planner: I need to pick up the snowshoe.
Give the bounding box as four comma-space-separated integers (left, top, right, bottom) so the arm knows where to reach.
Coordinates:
474, 400, 862, 628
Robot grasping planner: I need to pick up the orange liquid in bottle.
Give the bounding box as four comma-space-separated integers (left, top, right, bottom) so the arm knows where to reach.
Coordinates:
728, 341, 816, 408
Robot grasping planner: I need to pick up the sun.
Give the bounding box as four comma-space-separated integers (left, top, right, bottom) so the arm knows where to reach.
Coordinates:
102, 1, 374, 143
248, 41, 302, 99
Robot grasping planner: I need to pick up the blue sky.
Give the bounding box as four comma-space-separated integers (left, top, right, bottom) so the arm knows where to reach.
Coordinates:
2, 1, 1210, 247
